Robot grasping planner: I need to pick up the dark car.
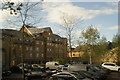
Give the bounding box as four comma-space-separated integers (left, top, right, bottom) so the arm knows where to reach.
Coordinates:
25, 73, 47, 80
96, 65, 111, 74
10, 66, 21, 73
47, 75, 78, 80
2, 70, 11, 77
86, 65, 107, 79
51, 72, 92, 80
25, 69, 56, 80
73, 71, 103, 80
87, 65, 106, 74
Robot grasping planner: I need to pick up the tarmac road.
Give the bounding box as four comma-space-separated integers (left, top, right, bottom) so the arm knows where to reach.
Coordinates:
106, 72, 120, 80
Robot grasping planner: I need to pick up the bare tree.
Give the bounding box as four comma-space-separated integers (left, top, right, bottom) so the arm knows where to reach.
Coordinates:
1, 1, 44, 80
2, 0, 43, 28
60, 13, 82, 62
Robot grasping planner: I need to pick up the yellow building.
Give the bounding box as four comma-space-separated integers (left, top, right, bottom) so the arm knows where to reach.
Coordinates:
68, 51, 84, 57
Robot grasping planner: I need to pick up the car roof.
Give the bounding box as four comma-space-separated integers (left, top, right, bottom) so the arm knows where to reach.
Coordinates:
102, 62, 116, 64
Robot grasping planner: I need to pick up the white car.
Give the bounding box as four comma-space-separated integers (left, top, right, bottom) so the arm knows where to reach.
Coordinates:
46, 61, 64, 70
102, 62, 120, 72
31, 64, 44, 69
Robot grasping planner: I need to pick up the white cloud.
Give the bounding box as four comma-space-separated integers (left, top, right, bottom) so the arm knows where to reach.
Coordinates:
43, 2, 117, 24
107, 2, 118, 6
72, 29, 82, 39
97, 25, 118, 31
0, 10, 9, 22
44, 0, 71, 2
108, 26, 118, 30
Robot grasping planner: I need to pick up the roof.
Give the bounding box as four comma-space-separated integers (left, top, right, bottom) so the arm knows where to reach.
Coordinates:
26, 26, 53, 34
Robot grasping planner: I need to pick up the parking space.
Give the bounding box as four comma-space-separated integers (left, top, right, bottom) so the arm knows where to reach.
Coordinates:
2, 63, 120, 80
106, 72, 120, 80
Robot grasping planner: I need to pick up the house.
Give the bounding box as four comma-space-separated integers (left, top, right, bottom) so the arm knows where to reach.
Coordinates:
1, 25, 67, 69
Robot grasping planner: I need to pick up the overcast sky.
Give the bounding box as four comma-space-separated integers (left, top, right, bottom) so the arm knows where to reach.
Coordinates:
0, 0, 119, 44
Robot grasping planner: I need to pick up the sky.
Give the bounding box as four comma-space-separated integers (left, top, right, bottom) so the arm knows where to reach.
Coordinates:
0, 0, 119, 46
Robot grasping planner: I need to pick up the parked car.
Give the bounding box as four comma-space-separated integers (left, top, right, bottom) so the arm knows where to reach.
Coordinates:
96, 65, 111, 74
10, 66, 21, 73
46, 61, 64, 70
102, 62, 120, 72
25, 68, 57, 80
52, 72, 92, 80
31, 64, 44, 69
86, 65, 106, 79
47, 75, 78, 80
2, 70, 11, 77
17, 63, 31, 69
17, 63, 31, 73
86, 65, 106, 74
25, 72, 47, 80
25, 68, 46, 80
73, 71, 103, 80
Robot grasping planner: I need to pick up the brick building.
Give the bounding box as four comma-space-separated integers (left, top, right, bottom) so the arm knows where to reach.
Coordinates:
1, 25, 67, 69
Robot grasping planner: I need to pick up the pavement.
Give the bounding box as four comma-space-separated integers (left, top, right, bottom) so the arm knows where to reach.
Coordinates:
2, 63, 120, 80
2, 73, 23, 80
69, 63, 87, 71
106, 72, 120, 80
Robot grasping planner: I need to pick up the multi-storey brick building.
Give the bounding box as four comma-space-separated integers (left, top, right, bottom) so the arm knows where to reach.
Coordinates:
1, 25, 67, 69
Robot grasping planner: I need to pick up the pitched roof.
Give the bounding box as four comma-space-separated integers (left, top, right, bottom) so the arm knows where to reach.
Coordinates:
27, 27, 53, 34
20, 25, 34, 37
20, 25, 53, 35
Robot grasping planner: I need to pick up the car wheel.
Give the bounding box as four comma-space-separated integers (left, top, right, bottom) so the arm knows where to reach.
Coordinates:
118, 69, 120, 72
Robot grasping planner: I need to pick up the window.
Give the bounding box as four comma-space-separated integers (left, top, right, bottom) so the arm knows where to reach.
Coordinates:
19, 46, 22, 48
47, 37, 49, 40
26, 39, 29, 41
73, 54, 75, 56
36, 47, 39, 51
30, 53, 32, 57
36, 41, 39, 44
36, 53, 39, 57
19, 38, 22, 41
47, 43, 49, 45
104, 63, 116, 66
30, 47, 33, 50
55, 39, 58, 41
55, 44, 58, 47
41, 53, 44, 57
47, 48, 49, 51
36, 35, 39, 37
47, 43, 52, 46
50, 49, 51, 51
26, 47, 29, 51
49, 43, 52, 46
55, 63, 59, 65
41, 42, 44, 45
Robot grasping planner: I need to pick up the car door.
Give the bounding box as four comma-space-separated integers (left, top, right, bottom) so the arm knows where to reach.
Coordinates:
104, 63, 117, 71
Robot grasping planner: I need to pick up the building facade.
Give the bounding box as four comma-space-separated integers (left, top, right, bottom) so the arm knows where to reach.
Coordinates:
1, 25, 67, 69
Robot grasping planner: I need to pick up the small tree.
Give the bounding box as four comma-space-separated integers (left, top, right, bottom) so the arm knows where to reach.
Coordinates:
112, 34, 120, 48
81, 26, 100, 64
